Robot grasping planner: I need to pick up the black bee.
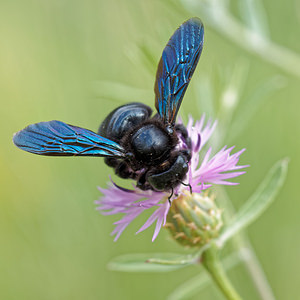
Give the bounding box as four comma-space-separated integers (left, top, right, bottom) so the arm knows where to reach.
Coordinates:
13, 18, 204, 194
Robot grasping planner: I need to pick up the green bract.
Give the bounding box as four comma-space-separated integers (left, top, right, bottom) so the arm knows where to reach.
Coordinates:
166, 191, 223, 247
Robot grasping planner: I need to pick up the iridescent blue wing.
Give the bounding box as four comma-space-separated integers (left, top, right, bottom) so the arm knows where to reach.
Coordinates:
154, 18, 204, 125
13, 120, 126, 158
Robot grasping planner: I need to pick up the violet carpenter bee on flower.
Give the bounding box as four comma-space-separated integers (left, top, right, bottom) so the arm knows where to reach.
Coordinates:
13, 18, 204, 195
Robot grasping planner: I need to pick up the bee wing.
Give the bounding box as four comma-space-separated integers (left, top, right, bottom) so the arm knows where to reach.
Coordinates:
13, 120, 126, 158
154, 18, 204, 125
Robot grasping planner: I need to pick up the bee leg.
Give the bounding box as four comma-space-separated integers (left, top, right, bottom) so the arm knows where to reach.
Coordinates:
115, 161, 136, 179
136, 170, 152, 190
175, 124, 192, 149
168, 188, 174, 205
180, 149, 191, 162
104, 157, 118, 168
180, 181, 193, 194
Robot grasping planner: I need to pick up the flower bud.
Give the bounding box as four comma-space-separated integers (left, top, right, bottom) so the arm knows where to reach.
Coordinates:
165, 191, 223, 247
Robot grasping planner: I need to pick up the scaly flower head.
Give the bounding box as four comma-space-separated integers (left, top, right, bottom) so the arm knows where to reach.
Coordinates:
166, 190, 223, 247
95, 115, 248, 241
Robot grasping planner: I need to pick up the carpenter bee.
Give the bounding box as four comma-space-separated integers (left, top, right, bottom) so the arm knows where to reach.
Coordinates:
13, 18, 204, 194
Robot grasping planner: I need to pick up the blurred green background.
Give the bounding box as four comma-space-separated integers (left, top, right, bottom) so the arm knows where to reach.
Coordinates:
1, 0, 299, 299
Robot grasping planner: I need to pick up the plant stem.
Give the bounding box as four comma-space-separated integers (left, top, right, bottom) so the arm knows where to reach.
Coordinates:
238, 242, 276, 300
216, 187, 276, 300
202, 245, 242, 300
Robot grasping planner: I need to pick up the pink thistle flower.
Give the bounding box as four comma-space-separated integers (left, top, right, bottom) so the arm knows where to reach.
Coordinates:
95, 115, 248, 241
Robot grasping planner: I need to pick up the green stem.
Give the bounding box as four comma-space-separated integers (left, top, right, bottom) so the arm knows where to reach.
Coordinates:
202, 245, 242, 300
216, 186, 275, 300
